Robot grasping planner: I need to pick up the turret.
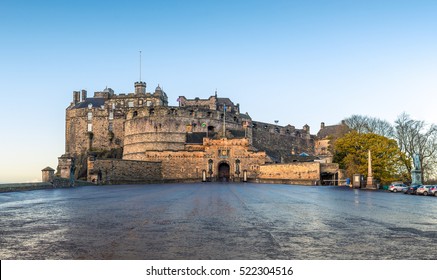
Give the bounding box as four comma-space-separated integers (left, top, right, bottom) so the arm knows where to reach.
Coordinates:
135, 81, 146, 95
153, 84, 168, 106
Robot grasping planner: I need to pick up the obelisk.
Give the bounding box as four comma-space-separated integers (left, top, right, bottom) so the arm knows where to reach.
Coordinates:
366, 150, 375, 189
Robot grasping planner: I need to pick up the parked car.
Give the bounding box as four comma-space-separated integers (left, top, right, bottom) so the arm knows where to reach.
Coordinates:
389, 182, 407, 193
404, 185, 421, 195
417, 185, 434, 196
429, 186, 437, 196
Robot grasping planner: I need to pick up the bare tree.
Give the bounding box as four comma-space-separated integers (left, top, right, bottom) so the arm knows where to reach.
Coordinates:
394, 113, 437, 181
344, 115, 394, 138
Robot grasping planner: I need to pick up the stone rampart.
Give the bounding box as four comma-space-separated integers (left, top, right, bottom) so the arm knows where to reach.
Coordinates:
252, 127, 315, 162
123, 107, 246, 157
258, 162, 320, 185
0, 178, 92, 193
320, 163, 339, 174
87, 158, 162, 184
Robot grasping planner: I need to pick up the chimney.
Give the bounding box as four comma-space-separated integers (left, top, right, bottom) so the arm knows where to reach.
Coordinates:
73, 91, 80, 104
321, 122, 325, 129
81, 90, 87, 101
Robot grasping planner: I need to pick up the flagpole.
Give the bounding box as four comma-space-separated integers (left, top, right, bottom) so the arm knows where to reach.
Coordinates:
223, 105, 226, 138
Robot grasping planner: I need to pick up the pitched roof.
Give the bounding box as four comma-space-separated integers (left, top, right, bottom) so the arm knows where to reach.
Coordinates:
41, 166, 55, 171
317, 123, 350, 139
72, 98, 106, 109
217, 98, 234, 106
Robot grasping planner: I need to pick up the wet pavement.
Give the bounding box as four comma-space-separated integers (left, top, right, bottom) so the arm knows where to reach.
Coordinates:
0, 183, 436, 259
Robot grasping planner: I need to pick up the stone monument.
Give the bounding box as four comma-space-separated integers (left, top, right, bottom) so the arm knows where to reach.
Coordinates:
366, 150, 376, 189
411, 153, 422, 185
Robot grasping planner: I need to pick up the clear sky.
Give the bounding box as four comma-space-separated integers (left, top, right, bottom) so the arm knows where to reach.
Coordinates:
0, 0, 436, 183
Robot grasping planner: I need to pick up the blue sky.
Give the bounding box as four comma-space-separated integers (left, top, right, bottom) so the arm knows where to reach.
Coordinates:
0, 0, 436, 183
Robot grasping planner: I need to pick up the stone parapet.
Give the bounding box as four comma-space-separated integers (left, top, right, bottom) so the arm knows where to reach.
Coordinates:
87, 158, 162, 184
258, 162, 320, 181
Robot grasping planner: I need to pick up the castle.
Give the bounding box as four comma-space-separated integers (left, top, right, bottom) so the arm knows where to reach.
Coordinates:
57, 80, 345, 185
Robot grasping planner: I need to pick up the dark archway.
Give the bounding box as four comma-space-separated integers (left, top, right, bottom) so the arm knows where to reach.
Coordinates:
218, 162, 230, 182
321, 172, 337, 185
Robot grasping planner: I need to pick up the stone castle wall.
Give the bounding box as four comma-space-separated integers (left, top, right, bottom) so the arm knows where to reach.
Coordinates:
65, 107, 125, 155
87, 158, 162, 184
252, 123, 315, 162
320, 163, 339, 174
123, 106, 247, 157
124, 138, 266, 181
258, 162, 320, 185
178, 96, 217, 110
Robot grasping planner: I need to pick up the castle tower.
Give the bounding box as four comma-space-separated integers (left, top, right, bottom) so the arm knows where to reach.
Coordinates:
134, 81, 146, 95
41, 166, 55, 182
153, 84, 168, 106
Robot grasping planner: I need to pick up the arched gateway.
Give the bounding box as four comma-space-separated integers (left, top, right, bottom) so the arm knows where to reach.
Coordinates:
218, 162, 230, 182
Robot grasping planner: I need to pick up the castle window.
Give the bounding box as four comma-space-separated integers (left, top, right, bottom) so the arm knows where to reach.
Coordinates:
146, 100, 152, 107
87, 112, 92, 121
133, 111, 138, 117
128, 101, 134, 108
108, 123, 113, 131
109, 111, 114, 120
87, 123, 93, 132
139, 99, 143, 105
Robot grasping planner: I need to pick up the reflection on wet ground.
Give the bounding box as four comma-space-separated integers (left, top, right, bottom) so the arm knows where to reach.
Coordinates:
1, 183, 436, 259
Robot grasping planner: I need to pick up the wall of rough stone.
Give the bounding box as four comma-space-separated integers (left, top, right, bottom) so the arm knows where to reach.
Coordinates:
252, 125, 315, 162
0, 178, 91, 193
179, 96, 217, 110
258, 162, 320, 184
320, 163, 339, 174
87, 158, 162, 184
123, 106, 247, 157
65, 107, 125, 155
124, 138, 266, 181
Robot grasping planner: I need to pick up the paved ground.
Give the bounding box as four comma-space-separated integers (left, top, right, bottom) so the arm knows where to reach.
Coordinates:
0, 183, 436, 259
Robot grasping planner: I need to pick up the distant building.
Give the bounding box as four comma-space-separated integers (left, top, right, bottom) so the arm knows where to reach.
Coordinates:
315, 121, 350, 163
